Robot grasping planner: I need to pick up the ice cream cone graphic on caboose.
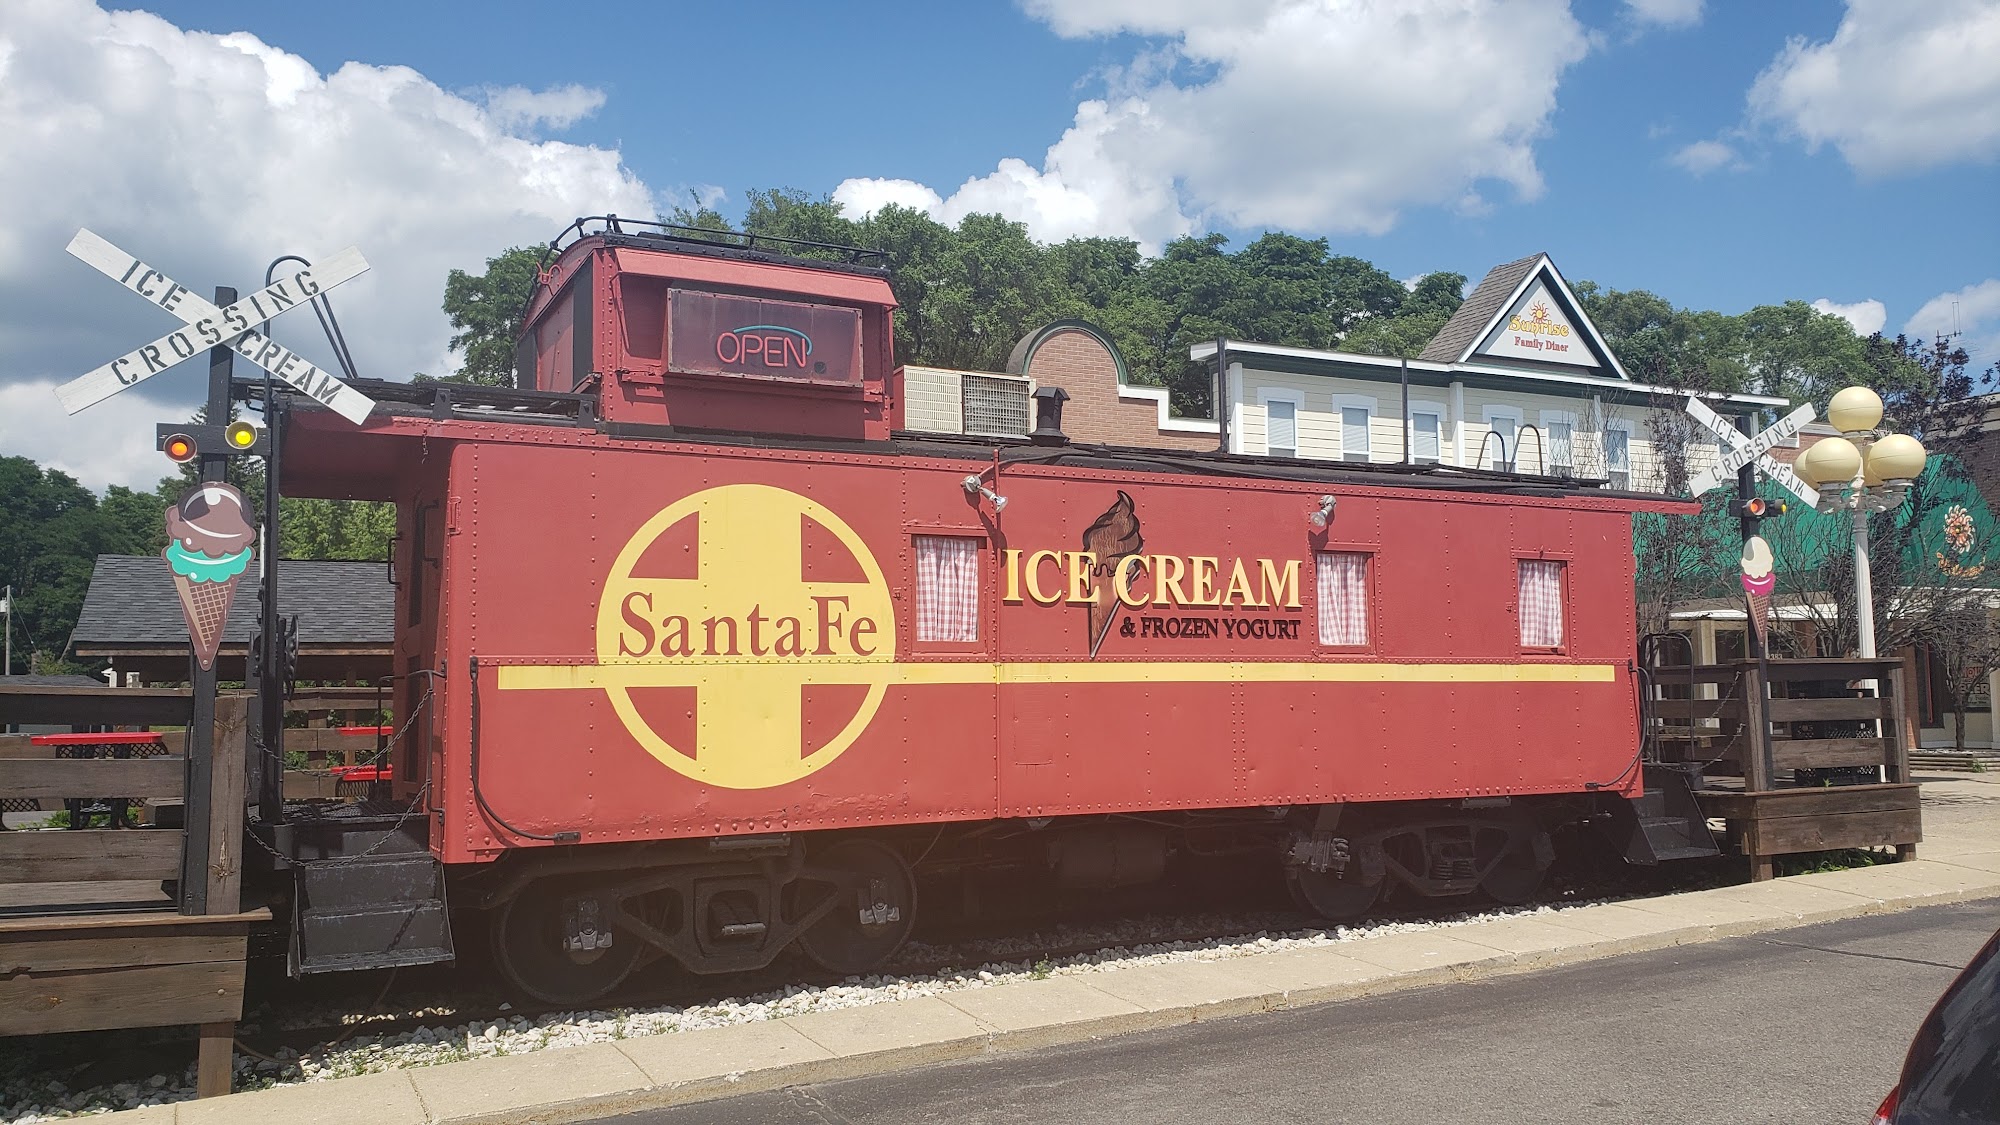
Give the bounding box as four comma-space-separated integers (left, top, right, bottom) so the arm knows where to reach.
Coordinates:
161, 483, 255, 670
1081, 491, 1143, 658
1740, 534, 1775, 650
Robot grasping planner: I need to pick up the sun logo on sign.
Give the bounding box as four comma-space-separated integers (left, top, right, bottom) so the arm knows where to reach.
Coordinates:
1529, 301, 1551, 324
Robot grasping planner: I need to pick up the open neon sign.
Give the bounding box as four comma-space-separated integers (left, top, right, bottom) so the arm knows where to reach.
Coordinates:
669, 289, 859, 384
716, 324, 813, 370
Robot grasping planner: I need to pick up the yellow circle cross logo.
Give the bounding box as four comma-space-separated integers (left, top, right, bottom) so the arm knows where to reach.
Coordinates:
595, 484, 896, 790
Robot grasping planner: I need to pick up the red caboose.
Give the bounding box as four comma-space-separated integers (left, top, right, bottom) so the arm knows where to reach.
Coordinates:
281, 219, 1699, 1004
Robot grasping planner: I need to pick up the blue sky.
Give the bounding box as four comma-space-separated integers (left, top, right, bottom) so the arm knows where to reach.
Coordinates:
1, 0, 1996, 489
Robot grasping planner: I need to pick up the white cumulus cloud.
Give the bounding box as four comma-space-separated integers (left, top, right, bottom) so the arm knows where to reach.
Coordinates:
832, 178, 945, 220
1624, 0, 1704, 29
0, 380, 185, 493
836, 0, 1591, 248
1811, 297, 1886, 336
0, 0, 657, 488
480, 83, 607, 132
1670, 139, 1745, 175
1748, 0, 2000, 175
1904, 279, 2000, 367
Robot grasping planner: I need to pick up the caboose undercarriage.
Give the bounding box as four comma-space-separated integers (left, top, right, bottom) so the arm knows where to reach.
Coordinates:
272, 791, 1648, 1007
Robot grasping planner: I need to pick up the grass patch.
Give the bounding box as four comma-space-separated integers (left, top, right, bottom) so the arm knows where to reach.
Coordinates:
1774, 848, 1895, 877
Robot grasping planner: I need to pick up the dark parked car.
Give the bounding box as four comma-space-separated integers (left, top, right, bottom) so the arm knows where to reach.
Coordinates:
1876, 924, 2000, 1122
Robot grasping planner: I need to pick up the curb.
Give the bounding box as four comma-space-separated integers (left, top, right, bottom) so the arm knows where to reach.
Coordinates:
102, 849, 2000, 1125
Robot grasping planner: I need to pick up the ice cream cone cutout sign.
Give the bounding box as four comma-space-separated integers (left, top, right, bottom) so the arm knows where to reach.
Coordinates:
1741, 535, 1775, 650
162, 483, 254, 670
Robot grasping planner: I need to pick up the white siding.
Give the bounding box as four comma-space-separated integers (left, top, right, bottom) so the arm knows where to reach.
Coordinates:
1234, 364, 1741, 493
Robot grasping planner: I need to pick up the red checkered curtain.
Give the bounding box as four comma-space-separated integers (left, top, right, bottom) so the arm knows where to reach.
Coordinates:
1518, 560, 1565, 647
1316, 552, 1369, 646
915, 536, 981, 643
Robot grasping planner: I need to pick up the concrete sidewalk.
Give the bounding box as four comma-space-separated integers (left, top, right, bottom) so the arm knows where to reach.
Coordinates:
101, 774, 2000, 1125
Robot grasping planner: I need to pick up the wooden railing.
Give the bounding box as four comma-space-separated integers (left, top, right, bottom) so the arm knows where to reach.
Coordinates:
0, 684, 262, 1097
1648, 657, 1909, 792
1646, 657, 1920, 879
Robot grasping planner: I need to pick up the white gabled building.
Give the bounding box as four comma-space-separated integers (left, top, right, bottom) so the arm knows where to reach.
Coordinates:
1198, 253, 1787, 491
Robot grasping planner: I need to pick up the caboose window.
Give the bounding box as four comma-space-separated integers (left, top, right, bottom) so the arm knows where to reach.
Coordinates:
915, 536, 981, 643
1316, 552, 1370, 647
1518, 560, 1566, 648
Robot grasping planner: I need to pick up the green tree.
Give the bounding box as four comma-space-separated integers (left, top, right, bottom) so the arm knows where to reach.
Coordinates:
0, 457, 158, 672
441, 246, 543, 385
279, 498, 396, 561
1338, 270, 1467, 359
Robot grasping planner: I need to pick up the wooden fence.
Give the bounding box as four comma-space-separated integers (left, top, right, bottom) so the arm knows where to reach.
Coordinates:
1648, 656, 1920, 879
0, 685, 267, 1098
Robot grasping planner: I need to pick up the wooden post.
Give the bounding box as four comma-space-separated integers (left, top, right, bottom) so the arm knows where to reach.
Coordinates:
196, 1022, 234, 1097
1741, 663, 1771, 794
1885, 663, 1911, 785
204, 695, 247, 915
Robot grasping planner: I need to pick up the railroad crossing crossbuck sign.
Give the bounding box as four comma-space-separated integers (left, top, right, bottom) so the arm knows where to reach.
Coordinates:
55, 228, 376, 425
1685, 399, 1819, 507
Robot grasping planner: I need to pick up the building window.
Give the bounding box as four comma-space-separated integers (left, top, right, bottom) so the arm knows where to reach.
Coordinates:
1317, 552, 1371, 647
1518, 560, 1565, 648
1484, 413, 1518, 472
1411, 411, 1442, 465
1341, 407, 1371, 463
1604, 427, 1631, 490
1266, 399, 1297, 458
915, 536, 981, 643
1547, 420, 1573, 475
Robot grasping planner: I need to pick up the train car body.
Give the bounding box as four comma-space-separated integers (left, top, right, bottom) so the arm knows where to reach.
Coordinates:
278, 220, 1697, 1003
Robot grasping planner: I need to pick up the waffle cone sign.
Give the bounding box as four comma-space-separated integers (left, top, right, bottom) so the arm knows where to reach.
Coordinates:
1741, 534, 1775, 650
162, 483, 254, 670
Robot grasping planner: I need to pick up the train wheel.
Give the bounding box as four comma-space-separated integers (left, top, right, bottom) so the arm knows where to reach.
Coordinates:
1478, 826, 1548, 906
1287, 865, 1380, 921
492, 879, 643, 1006
796, 839, 916, 975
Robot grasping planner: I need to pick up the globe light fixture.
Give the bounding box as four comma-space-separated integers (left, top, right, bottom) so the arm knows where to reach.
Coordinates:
1827, 386, 1884, 435
1794, 436, 1860, 489
1867, 433, 1927, 486
1811, 386, 1929, 670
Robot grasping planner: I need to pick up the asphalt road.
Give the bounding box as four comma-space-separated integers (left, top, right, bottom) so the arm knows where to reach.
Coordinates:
597, 899, 1998, 1125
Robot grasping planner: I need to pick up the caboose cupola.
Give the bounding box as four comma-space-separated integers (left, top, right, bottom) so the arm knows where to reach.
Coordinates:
516, 216, 899, 442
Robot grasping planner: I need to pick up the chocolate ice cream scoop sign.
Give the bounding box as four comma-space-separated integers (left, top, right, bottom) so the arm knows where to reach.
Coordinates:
56, 228, 377, 424
163, 483, 255, 671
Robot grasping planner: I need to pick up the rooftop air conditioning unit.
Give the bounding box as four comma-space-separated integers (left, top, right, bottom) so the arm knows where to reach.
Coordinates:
962, 374, 1031, 439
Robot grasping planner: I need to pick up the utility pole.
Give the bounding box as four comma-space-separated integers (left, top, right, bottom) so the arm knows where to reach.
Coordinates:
2, 584, 12, 677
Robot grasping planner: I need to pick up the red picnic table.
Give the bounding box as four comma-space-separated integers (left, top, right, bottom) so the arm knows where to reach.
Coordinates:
27, 731, 169, 829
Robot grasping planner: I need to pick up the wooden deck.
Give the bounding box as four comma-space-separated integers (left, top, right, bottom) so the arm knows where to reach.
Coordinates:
1650, 657, 1921, 880
0, 686, 259, 1097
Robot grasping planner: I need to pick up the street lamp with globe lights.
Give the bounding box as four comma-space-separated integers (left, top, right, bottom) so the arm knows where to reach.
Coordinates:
1792, 386, 1928, 663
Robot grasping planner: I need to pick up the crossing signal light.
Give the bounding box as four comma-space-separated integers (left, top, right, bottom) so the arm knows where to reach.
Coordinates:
1729, 496, 1787, 519
156, 421, 269, 461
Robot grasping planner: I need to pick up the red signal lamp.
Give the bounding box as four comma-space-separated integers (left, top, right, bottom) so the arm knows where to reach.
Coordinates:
1728, 496, 1788, 519
162, 433, 197, 464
